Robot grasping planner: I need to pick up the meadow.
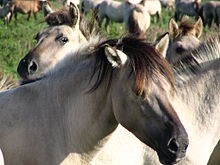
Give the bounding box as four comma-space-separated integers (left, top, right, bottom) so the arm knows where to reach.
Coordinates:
0, 0, 219, 80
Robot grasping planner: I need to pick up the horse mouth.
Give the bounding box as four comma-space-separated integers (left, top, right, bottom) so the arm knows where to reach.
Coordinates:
157, 151, 184, 165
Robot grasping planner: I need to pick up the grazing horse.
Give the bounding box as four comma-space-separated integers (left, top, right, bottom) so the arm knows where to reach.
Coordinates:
0, 32, 189, 165
17, 3, 87, 82
174, 0, 199, 21
198, 1, 220, 27
159, 0, 174, 9
0, 2, 13, 25
140, 0, 161, 22
95, 0, 129, 32
81, 0, 104, 14
166, 17, 203, 64
10, 0, 46, 21
138, 35, 220, 165
95, 0, 150, 35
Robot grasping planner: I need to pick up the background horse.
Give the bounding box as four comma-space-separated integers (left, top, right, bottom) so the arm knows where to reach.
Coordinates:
17, 3, 87, 82
0, 34, 188, 165
166, 17, 203, 64
95, 0, 150, 35
0, 2, 13, 25
198, 1, 220, 27
95, 0, 128, 32
140, 0, 161, 22
81, 0, 104, 15
174, 0, 199, 21
10, 0, 47, 21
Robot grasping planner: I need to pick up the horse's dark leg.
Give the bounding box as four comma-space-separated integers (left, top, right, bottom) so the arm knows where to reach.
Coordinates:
208, 16, 213, 28
175, 11, 179, 21
81, 1, 85, 14
105, 17, 110, 33
14, 11, 17, 21
34, 13, 37, 20
153, 15, 156, 23
98, 15, 104, 28
27, 12, 31, 20
156, 11, 161, 22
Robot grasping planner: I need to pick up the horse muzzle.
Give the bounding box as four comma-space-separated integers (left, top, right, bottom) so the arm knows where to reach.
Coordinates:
17, 57, 38, 80
157, 136, 189, 165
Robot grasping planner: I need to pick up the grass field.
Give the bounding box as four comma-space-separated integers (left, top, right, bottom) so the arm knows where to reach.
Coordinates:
0, 0, 219, 80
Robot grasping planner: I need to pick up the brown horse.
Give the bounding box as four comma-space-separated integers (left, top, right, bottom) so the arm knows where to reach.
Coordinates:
11, 0, 47, 20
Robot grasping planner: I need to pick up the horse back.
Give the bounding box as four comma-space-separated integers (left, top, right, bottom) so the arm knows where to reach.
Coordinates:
12, 0, 41, 14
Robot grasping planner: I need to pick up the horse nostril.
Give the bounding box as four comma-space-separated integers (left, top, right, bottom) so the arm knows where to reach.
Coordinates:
167, 138, 179, 154
28, 60, 38, 74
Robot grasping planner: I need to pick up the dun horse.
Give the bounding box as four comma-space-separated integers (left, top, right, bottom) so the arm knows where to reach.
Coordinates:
140, 0, 161, 22
0, 29, 189, 165
139, 35, 220, 165
17, 3, 87, 82
166, 17, 203, 64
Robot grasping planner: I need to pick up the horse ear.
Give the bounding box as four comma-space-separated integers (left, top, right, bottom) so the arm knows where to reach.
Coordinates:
154, 32, 169, 58
104, 45, 128, 68
194, 17, 203, 38
168, 18, 179, 38
69, 2, 80, 27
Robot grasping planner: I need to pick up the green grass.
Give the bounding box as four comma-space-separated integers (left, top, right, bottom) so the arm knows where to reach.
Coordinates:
0, 1, 219, 80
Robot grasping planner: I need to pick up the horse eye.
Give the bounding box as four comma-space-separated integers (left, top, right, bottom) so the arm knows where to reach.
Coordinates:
176, 47, 185, 54
59, 37, 69, 45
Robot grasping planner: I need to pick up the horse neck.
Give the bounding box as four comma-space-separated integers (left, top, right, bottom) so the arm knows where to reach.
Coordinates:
47, 56, 118, 163
172, 59, 220, 164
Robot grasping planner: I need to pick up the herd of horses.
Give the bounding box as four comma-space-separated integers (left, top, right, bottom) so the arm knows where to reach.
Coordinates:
0, 0, 220, 165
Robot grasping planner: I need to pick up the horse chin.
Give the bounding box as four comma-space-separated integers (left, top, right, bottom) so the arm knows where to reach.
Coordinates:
157, 152, 183, 165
